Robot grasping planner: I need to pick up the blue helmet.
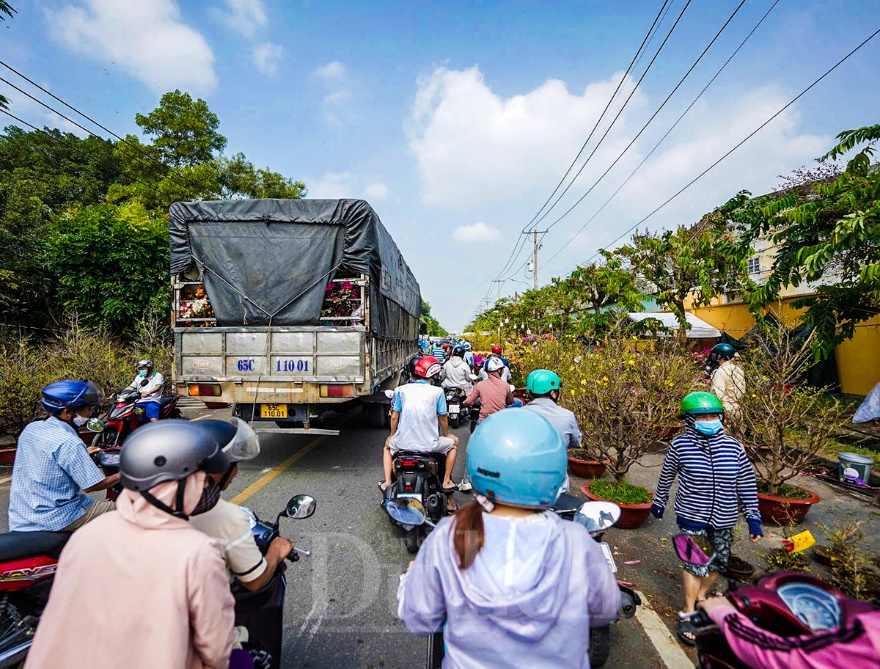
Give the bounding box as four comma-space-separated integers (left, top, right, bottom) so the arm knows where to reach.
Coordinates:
466, 410, 566, 509
41, 380, 104, 415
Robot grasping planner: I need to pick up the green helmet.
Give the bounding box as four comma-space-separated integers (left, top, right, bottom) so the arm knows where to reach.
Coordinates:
681, 392, 724, 416
526, 369, 561, 396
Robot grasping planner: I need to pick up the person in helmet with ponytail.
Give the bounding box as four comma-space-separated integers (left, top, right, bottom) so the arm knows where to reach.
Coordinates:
397, 410, 620, 666
126, 359, 165, 422
191, 418, 294, 591
27, 420, 240, 669
380, 356, 459, 511
9, 380, 120, 532
651, 391, 762, 646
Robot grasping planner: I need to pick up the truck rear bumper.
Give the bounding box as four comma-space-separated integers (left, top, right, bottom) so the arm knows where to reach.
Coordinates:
245, 427, 340, 436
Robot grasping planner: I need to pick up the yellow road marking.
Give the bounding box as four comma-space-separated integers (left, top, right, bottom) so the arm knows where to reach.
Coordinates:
230, 436, 326, 505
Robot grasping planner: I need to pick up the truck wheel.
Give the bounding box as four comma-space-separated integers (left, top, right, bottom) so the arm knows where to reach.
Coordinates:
368, 403, 389, 429
589, 626, 611, 668
405, 529, 419, 554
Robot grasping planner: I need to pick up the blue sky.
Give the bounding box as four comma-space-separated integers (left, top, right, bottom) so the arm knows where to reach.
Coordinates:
4, 0, 880, 330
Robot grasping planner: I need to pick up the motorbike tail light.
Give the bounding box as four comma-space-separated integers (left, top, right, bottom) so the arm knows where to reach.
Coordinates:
405, 484, 413, 491
319, 384, 354, 398
398, 459, 419, 467
188, 383, 221, 397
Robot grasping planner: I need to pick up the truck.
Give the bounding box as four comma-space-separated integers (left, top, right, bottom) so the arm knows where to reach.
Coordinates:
168, 198, 421, 434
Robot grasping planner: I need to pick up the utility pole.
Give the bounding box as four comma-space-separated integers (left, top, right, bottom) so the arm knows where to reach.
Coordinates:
491, 279, 504, 302
523, 230, 548, 290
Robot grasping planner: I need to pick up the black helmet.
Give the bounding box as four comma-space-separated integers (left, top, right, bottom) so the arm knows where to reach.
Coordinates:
120, 420, 229, 518
452, 346, 466, 358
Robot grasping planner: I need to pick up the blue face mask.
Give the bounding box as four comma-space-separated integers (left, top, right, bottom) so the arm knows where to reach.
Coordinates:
695, 419, 723, 436
138, 370, 148, 378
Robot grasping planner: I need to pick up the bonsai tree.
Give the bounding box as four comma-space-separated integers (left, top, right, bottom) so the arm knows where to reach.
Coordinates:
729, 323, 844, 497
568, 327, 699, 486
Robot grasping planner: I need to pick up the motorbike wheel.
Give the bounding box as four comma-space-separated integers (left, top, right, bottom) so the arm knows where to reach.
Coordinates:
589, 626, 611, 668
405, 528, 420, 554
169, 408, 182, 419
449, 414, 459, 429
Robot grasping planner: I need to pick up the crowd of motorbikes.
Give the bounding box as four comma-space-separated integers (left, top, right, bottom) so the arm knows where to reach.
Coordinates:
0, 350, 876, 669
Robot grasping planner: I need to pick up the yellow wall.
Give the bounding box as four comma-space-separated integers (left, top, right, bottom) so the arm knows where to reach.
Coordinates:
689, 301, 880, 396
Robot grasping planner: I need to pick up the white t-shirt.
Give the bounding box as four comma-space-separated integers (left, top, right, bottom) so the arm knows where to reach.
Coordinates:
389, 381, 447, 452
190, 499, 268, 584
129, 371, 164, 403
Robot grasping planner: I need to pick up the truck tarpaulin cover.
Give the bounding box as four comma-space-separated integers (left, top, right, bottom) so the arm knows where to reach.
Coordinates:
168, 199, 421, 339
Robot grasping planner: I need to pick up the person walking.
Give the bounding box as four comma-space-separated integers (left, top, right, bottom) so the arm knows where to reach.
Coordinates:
650, 391, 762, 646
709, 344, 745, 417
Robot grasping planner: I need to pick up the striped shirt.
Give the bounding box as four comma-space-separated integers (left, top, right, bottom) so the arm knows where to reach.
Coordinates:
654, 426, 761, 529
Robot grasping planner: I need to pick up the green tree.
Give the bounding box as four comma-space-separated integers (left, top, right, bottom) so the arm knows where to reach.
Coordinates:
134, 90, 226, 167
44, 202, 170, 335
732, 123, 880, 359
420, 301, 448, 337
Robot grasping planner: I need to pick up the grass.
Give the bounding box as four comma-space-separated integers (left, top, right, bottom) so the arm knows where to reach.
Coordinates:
588, 479, 653, 505
757, 481, 814, 499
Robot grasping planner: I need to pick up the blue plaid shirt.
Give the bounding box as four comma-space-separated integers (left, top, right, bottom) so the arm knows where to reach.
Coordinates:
9, 417, 105, 531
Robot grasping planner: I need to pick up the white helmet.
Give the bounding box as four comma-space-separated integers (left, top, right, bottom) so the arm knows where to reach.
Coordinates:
198, 417, 261, 463
486, 357, 505, 373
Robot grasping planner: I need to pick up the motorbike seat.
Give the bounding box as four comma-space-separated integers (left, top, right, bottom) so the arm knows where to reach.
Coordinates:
395, 451, 442, 462
0, 531, 71, 563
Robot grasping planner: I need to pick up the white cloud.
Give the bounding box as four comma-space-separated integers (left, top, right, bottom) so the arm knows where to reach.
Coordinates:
44, 0, 217, 95
220, 0, 267, 38
363, 182, 389, 200
323, 90, 352, 105
452, 221, 500, 243
308, 172, 353, 199
251, 42, 283, 76
313, 61, 346, 81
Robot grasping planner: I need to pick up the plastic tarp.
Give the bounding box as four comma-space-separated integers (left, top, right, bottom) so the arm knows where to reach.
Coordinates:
168, 199, 421, 339
854, 383, 880, 423
626, 312, 721, 338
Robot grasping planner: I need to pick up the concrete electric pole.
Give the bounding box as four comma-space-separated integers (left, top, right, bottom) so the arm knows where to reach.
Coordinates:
523, 230, 547, 290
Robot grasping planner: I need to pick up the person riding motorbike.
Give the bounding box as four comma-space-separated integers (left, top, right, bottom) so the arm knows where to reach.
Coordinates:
464, 357, 514, 421
462, 342, 475, 368
126, 359, 165, 423
380, 356, 459, 512
478, 344, 511, 382
190, 418, 294, 591
26, 420, 240, 669
8, 380, 119, 532
523, 369, 582, 449
397, 410, 620, 667
440, 346, 474, 395
708, 344, 745, 418
698, 595, 880, 669
651, 391, 762, 646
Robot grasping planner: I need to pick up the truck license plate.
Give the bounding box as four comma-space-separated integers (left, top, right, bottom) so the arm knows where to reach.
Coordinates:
260, 404, 287, 419
599, 542, 617, 573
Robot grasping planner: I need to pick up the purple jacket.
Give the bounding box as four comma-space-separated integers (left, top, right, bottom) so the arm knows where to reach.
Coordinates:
397, 511, 620, 668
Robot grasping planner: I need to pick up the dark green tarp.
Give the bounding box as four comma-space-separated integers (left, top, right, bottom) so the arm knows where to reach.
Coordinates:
168, 199, 420, 339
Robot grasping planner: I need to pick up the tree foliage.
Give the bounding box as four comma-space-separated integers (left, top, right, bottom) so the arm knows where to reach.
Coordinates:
420, 301, 448, 337
730, 123, 880, 359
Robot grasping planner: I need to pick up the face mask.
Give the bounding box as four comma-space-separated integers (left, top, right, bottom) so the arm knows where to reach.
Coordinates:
138, 370, 148, 378
695, 419, 723, 436
72, 414, 90, 427
190, 478, 221, 516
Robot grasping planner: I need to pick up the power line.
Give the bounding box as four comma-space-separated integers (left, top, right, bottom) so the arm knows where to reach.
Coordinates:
541, 0, 781, 269
566, 23, 880, 274
526, 0, 693, 232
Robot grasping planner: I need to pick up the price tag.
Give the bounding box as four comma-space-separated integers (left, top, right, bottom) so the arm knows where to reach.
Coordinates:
783, 530, 816, 553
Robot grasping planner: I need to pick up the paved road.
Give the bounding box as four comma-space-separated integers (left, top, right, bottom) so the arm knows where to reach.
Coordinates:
0, 406, 675, 669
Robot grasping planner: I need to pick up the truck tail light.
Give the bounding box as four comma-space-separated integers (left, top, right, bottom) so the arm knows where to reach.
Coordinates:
319, 384, 354, 398
188, 383, 222, 397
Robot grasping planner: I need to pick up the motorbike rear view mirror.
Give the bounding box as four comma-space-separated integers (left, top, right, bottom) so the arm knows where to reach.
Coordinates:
86, 418, 105, 433
385, 499, 434, 527
384, 390, 395, 399
470, 374, 478, 381
575, 502, 621, 533
283, 495, 316, 520
509, 384, 516, 392
673, 534, 716, 566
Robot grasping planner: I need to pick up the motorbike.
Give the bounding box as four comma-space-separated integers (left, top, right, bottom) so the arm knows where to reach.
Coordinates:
443, 388, 467, 429
389, 498, 638, 669
92, 387, 181, 449
551, 494, 640, 668
0, 530, 71, 667
236, 494, 316, 669
383, 450, 450, 554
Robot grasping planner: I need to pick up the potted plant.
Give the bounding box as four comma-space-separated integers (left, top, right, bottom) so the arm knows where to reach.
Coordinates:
730, 325, 843, 525
565, 329, 698, 529
567, 448, 607, 479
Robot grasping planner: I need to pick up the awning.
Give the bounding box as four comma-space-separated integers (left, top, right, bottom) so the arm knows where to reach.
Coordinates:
627, 312, 721, 339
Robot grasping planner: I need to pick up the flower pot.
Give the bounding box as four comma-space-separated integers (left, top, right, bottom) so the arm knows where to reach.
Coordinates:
0, 447, 16, 466
581, 482, 655, 530
512, 387, 530, 405
567, 455, 607, 479
813, 545, 834, 567
723, 554, 756, 581
757, 486, 821, 525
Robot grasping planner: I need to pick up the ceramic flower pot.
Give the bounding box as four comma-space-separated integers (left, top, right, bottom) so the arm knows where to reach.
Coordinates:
757, 486, 821, 525
567, 454, 607, 479
581, 482, 655, 530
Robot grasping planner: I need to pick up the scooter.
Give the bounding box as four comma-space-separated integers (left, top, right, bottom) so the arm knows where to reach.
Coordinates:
236, 494, 316, 669
390, 499, 638, 669
551, 494, 641, 668
383, 451, 450, 554
0, 530, 71, 667
443, 388, 467, 429
93, 387, 181, 448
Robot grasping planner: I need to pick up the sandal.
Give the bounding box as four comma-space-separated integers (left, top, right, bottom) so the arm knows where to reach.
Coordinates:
677, 619, 697, 646
440, 484, 458, 494
378, 481, 390, 492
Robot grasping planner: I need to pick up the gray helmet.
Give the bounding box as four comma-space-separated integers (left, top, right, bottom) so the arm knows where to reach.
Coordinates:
136, 359, 154, 374
120, 420, 229, 492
